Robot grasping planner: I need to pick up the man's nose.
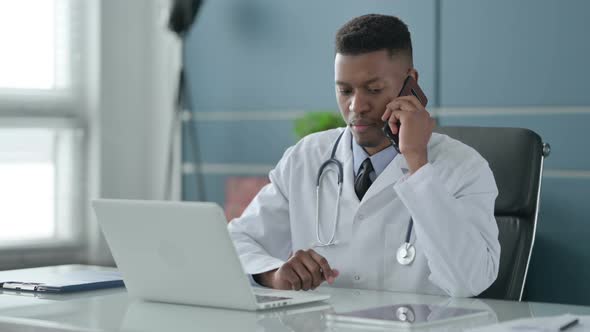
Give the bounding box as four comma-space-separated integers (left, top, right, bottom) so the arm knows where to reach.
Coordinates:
349, 93, 370, 114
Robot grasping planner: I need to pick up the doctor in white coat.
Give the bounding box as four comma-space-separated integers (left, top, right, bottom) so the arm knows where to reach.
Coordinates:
228, 14, 500, 297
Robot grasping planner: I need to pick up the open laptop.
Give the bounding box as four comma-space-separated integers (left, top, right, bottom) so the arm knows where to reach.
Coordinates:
92, 199, 330, 311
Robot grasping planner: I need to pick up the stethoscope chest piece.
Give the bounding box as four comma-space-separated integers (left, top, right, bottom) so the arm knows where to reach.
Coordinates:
396, 306, 415, 322
396, 243, 416, 265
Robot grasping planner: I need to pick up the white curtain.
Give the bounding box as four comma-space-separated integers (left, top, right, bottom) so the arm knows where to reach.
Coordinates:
86, 0, 182, 265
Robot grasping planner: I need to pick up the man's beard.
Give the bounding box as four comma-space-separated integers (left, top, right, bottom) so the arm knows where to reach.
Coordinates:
355, 131, 388, 148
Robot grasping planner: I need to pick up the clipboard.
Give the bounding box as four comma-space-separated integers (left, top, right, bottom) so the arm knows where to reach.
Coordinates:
0, 269, 124, 293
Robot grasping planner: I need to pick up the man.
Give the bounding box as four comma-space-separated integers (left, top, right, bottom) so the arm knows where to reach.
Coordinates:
228, 14, 500, 297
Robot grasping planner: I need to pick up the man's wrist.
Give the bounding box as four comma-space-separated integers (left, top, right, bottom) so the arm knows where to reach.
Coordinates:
405, 151, 428, 174
253, 269, 276, 288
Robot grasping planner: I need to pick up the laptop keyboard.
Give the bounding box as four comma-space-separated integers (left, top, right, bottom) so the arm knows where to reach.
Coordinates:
255, 295, 291, 303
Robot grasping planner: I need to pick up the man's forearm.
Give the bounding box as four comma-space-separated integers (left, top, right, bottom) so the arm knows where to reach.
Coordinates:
394, 164, 500, 296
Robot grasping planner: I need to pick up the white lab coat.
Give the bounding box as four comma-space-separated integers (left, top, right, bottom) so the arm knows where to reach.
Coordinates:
228, 127, 500, 297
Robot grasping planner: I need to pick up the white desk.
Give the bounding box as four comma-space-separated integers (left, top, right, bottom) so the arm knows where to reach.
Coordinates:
0, 265, 588, 332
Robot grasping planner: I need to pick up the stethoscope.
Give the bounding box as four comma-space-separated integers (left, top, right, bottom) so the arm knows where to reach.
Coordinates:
315, 130, 416, 266
396, 306, 416, 323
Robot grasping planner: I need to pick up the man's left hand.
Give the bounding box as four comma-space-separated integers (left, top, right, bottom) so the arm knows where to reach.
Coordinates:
381, 95, 435, 174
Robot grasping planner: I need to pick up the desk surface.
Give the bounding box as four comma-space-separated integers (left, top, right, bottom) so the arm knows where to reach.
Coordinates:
0, 265, 588, 332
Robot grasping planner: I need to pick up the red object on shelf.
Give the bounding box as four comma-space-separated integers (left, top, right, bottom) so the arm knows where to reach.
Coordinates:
224, 176, 270, 222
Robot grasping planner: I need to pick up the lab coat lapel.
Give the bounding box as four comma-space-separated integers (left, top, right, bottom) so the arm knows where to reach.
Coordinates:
360, 153, 408, 203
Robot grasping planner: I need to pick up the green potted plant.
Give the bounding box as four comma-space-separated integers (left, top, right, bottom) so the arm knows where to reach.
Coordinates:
294, 111, 346, 139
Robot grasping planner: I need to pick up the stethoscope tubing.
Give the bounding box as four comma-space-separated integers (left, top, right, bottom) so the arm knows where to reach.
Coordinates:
315, 130, 415, 266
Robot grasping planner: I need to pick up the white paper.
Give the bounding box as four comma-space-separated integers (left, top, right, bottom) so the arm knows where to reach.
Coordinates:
467, 314, 589, 332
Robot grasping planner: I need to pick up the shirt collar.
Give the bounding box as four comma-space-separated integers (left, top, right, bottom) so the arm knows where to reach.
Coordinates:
352, 137, 398, 178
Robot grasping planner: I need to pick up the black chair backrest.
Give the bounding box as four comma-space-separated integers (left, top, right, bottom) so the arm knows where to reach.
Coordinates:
435, 126, 546, 301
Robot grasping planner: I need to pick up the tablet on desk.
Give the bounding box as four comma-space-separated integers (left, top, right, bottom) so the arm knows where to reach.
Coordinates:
326, 304, 489, 329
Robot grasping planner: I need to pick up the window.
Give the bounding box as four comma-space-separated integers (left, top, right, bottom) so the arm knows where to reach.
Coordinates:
0, 126, 81, 245
0, 1, 56, 90
0, 0, 86, 249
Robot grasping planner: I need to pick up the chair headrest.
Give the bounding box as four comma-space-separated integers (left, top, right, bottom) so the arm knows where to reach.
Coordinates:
435, 126, 544, 216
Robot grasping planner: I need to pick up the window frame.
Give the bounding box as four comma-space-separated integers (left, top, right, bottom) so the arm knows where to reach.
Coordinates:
0, 0, 90, 265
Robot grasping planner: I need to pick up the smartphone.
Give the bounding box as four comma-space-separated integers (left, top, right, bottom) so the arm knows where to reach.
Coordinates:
382, 76, 428, 153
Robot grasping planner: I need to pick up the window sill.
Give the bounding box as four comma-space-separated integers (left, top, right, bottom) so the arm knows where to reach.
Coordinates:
0, 239, 83, 252
0, 240, 87, 271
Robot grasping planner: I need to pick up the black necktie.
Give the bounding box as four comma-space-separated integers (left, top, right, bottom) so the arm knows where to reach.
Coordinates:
355, 158, 374, 200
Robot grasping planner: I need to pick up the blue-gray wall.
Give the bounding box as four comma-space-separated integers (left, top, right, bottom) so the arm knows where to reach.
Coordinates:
182, 0, 590, 305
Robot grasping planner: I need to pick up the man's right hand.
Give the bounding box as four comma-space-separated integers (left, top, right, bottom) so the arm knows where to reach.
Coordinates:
254, 249, 339, 291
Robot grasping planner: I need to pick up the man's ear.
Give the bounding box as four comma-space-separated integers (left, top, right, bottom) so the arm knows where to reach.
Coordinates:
408, 68, 419, 83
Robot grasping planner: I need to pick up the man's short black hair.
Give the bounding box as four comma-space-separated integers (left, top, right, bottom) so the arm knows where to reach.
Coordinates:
335, 14, 412, 61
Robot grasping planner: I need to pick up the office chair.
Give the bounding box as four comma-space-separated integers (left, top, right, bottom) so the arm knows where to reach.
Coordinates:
435, 126, 550, 301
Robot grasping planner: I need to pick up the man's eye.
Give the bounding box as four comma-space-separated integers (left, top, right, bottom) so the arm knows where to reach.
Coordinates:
338, 89, 352, 95
368, 88, 382, 94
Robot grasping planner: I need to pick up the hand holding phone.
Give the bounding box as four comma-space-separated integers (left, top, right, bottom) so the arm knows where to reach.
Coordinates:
382, 76, 428, 154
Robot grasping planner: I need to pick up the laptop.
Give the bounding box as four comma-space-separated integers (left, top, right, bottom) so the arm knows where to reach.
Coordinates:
121, 299, 331, 332
92, 199, 330, 311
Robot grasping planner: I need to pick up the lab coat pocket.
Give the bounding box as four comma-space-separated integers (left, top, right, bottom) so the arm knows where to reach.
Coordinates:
310, 208, 353, 271
311, 219, 353, 257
